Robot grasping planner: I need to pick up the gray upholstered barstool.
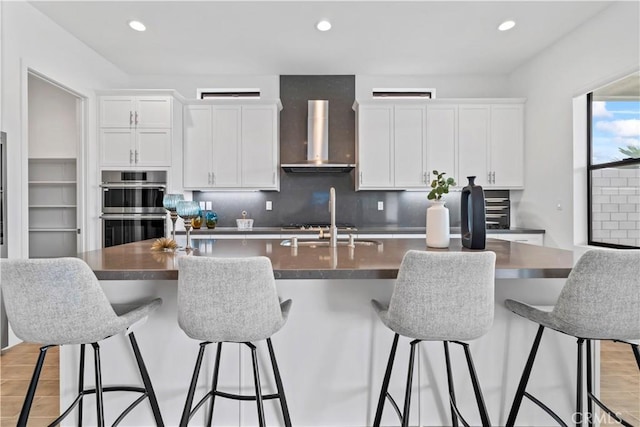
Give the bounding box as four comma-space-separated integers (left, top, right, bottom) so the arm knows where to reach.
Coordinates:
371, 250, 496, 427
177, 256, 292, 427
505, 249, 640, 427
0, 257, 164, 427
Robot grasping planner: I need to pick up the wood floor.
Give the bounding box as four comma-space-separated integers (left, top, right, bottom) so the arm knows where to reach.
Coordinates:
1, 343, 59, 426
0, 341, 638, 426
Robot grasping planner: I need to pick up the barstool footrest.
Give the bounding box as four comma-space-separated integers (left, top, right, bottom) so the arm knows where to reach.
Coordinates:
587, 391, 635, 427
384, 392, 402, 422
49, 387, 150, 427
523, 391, 568, 427
448, 395, 472, 427
215, 390, 281, 401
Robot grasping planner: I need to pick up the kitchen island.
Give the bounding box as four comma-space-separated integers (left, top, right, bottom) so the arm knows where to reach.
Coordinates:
68, 238, 579, 427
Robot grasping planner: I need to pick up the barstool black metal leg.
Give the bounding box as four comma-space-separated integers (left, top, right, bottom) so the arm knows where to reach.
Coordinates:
267, 338, 292, 427
373, 333, 400, 427
460, 342, 491, 427
576, 339, 584, 427
205, 342, 223, 427
443, 341, 460, 427
92, 343, 105, 427
128, 332, 165, 426
16, 345, 51, 427
248, 342, 266, 427
586, 340, 593, 427
78, 344, 86, 427
401, 340, 419, 427
631, 343, 640, 369
180, 342, 208, 427
506, 325, 545, 427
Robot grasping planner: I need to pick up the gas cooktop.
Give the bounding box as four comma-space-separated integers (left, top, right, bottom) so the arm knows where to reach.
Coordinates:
281, 223, 358, 231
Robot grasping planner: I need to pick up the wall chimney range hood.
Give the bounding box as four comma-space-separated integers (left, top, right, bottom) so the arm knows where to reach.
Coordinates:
281, 100, 355, 173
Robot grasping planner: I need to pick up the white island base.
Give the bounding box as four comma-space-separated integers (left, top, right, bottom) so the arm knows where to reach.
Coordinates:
59, 277, 586, 427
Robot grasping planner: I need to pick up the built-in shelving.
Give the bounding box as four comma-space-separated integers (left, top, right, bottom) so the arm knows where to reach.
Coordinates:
28, 159, 78, 258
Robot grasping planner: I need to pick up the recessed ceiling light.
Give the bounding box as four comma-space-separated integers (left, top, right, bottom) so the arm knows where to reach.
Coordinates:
498, 20, 516, 32
316, 20, 332, 32
128, 20, 146, 32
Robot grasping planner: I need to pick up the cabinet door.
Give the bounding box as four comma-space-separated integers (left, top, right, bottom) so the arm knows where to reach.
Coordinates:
99, 97, 135, 128
100, 129, 135, 166
212, 106, 241, 188
357, 106, 393, 189
426, 105, 458, 185
136, 129, 171, 167
490, 104, 524, 188
135, 97, 172, 128
183, 105, 213, 188
394, 105, 426, 188
241, 105, 278, 189
458, 105, 490, 187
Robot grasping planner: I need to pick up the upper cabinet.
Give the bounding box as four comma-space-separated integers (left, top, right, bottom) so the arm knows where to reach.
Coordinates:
355, 103, 426, 190
356, 99, 525, 191
183, 101, 280, 191
98, 92, 181, 168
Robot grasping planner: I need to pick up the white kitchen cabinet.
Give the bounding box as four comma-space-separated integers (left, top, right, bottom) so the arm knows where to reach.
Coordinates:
356, 105, 394, 189
458, 104, 491, 186
458, 103, 524, 189
183, 102, 279, 190
98, 93, 177, 167
426, 104, 458, 184
99, 96, 172, 128
490, 104, 524, 188
355, 103, 426, 190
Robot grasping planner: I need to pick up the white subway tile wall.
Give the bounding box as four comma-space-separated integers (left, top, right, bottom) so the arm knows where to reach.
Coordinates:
592, 168, 640, 246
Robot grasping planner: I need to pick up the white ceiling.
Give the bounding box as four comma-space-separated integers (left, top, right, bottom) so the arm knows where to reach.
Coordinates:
29, 1, 614, 76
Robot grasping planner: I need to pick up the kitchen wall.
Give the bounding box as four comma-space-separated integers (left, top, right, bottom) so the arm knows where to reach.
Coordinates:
507, 1, 640, 250
1, 1, 128, 259
194, 74, 463, 228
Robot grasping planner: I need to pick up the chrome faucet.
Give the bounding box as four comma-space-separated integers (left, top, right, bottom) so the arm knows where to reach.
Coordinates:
329, 187, 338, 247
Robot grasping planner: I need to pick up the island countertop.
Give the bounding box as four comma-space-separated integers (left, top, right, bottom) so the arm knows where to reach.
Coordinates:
79, 237, 574, 281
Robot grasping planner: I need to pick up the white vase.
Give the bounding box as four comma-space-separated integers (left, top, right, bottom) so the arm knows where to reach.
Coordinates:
426, 200, 450, 248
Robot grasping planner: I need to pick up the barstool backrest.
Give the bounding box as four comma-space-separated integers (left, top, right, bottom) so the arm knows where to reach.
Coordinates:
552, 249, 640, 340
177, 256, 285, 342
0, 258, 120, 345
386, 250, 496, 341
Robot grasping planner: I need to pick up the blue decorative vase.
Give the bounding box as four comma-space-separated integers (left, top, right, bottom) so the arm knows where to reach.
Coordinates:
205, 211, 218, 229
461, 176, 486, 250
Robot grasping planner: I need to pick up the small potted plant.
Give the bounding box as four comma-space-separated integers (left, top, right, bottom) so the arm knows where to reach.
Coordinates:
426, 170, 456, 248
428, 170, 456, 200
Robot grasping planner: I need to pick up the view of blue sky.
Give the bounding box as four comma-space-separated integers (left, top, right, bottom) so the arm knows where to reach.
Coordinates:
591, 100, 640, 164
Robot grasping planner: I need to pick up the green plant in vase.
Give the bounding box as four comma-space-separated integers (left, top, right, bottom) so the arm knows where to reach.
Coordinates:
427, 170, 456, 200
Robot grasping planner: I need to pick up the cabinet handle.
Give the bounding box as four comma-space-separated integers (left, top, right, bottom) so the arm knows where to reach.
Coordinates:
129, 111, 133, 125
207, 172, 211, 185
135, 150, 139, 164
130, 149, 133, 164
360, 171, 363, 184
134, 111, 139, 125
492, 171, 496, 184
422, 171, 427, 184
212, 172, 215, 185
272, 171, 276, 184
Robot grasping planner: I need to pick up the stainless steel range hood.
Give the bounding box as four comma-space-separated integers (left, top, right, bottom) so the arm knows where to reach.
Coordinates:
281, 100, 355, 173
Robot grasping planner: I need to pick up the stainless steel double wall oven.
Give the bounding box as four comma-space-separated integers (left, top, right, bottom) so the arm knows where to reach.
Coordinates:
100, 171, 166, 247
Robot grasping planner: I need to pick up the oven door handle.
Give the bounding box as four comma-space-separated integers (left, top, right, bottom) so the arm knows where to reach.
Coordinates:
100, 214, 167, 220
100, 183, 166, 189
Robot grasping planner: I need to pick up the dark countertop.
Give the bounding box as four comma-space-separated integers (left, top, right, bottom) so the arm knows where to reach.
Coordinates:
80, 237, 572, 281
186, 226, 545, 235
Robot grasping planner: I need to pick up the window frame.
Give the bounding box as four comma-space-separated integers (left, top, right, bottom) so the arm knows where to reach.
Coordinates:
587, 92, 640, 249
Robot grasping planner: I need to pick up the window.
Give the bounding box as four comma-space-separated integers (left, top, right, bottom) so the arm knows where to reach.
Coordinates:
587, 72, 640, 248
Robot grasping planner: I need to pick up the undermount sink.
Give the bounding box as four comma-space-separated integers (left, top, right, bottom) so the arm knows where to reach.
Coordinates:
280, 239, 381, 247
